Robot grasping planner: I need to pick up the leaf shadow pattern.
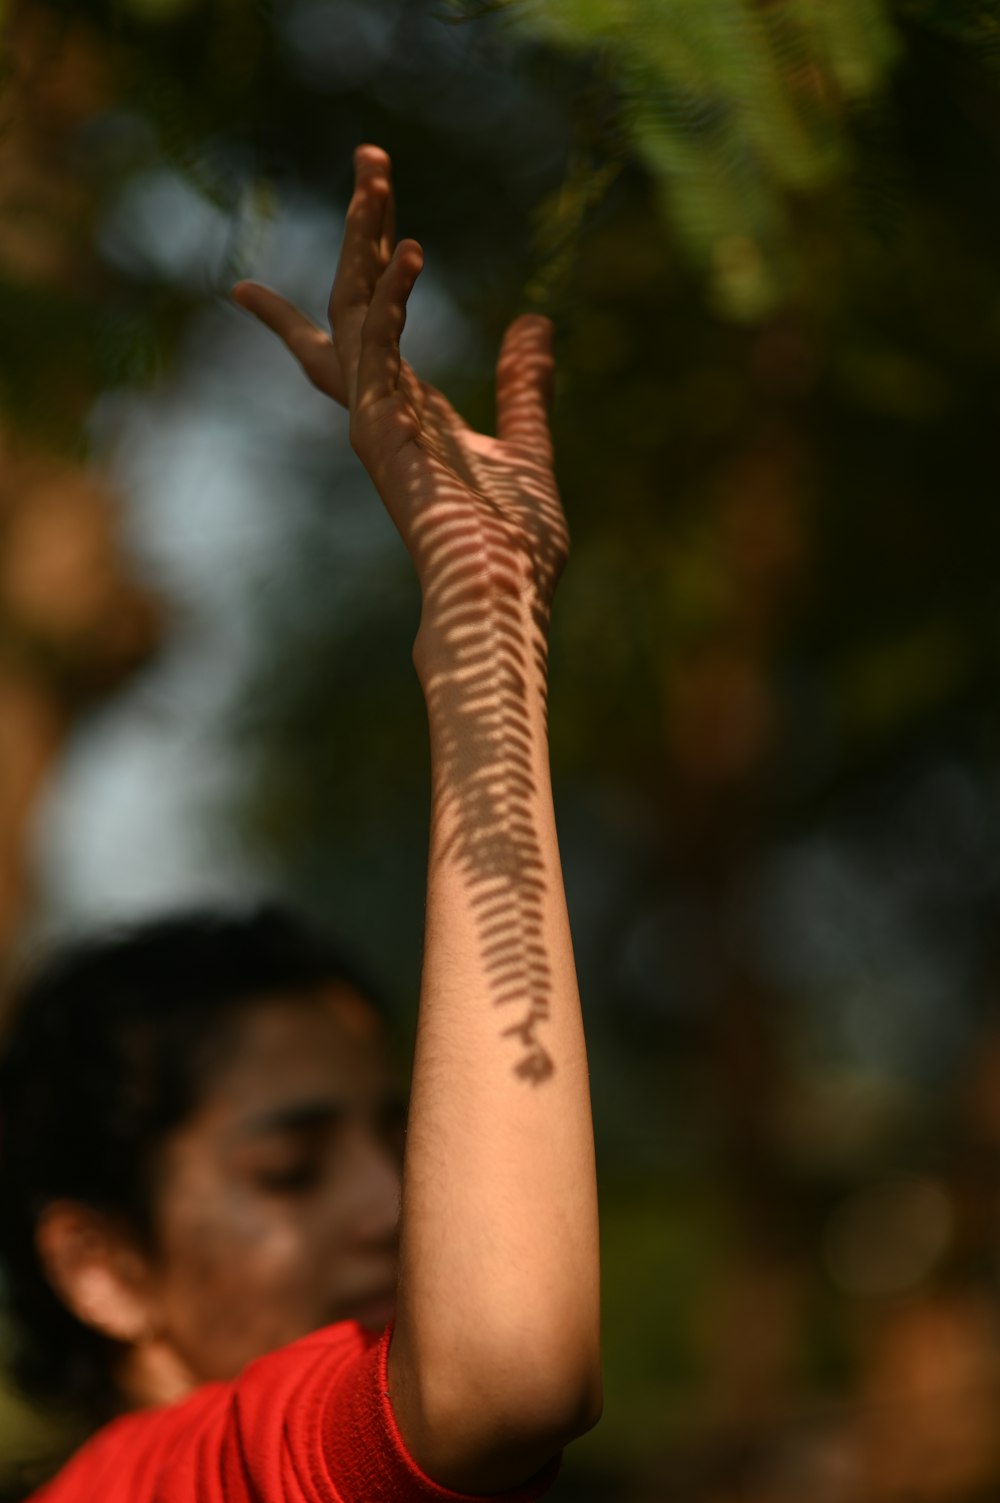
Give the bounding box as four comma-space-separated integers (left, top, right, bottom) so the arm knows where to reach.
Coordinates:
410, 431, 568, 1087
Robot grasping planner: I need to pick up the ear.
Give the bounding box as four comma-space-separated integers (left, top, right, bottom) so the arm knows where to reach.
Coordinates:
34, 1201, 158, 1344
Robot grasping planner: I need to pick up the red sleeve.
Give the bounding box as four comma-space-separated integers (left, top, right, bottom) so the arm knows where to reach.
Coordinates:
227, 1321, 561, 1503
31, 1322, 560, 1503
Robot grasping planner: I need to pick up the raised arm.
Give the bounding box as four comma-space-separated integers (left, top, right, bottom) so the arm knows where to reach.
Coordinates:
233, 146, 601, 1493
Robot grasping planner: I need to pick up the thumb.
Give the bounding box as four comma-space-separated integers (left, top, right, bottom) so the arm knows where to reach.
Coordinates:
495, 314, 555, 466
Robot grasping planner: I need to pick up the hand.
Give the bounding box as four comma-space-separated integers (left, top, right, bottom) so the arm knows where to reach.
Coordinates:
232, 146, 568, 631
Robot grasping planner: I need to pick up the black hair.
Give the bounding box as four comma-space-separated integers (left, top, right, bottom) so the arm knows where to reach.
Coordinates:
0, 904, 377, 1423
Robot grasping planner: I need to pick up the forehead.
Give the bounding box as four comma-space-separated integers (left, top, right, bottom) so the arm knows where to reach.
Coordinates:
197, 986, 391, 1124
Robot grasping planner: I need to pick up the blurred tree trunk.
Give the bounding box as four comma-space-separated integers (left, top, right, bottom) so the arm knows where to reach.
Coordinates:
0, 2, 159, 971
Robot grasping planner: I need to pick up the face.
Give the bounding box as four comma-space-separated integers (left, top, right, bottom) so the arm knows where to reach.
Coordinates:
136, 987, 402, 1390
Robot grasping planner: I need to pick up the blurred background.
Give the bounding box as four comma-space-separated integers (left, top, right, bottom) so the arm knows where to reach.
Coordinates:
3, 0, 1000, 1496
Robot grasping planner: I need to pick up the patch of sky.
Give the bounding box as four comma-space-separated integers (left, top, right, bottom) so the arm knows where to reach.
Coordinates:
732, 759, 1000, 1081
33, 678, 270, 937
278, 0, 572, 169
377, 17, 568, 161
98, 166, 232, 289
279, 0, 402, 91
621, 893, 725, 1021
35, 184, 471, 931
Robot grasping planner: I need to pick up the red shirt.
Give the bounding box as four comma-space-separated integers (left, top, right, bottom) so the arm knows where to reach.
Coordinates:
31, 1323, 559, 1503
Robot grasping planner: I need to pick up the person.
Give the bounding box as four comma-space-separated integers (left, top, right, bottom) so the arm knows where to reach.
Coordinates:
0, 144, 601, 1501
0, 908, 405, 1423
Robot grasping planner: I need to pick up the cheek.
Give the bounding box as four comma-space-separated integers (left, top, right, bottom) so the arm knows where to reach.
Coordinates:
147, 1128, 400, 1381
160, 1166, 318, 1296
152, 1171, 327, 1370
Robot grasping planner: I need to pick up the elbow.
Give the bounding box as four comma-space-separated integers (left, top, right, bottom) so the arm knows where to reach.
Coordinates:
464, 1325, 603, 1445
522, 1339, 602, 1444
476, 1337, 605, 1443
572, 1372, 604, 1438
410, 1375, 602, 1495
391, 1329, 602, 1491
418, 1346, 603, 1442
529, 1370, 601, 1448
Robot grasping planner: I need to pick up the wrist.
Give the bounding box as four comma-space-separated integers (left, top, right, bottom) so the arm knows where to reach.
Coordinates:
412, 589, 552, 694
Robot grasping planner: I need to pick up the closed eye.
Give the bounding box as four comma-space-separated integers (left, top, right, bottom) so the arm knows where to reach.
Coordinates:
254, 1158, 324, 1194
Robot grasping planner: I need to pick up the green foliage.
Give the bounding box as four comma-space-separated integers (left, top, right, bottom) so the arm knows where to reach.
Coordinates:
449, 0, 1000, 318
898, 0, 1000, 51
451, 0, 903, 316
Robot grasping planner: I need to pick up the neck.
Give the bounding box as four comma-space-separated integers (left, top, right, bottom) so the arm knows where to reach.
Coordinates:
115, 1338, 199, 1410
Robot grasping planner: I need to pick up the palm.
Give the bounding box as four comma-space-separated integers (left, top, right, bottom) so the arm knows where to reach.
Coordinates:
233, 147, 567, 613
372, 360, 568, 609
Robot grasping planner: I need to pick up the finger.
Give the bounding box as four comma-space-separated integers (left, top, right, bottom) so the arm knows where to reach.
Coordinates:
379, 161, 396, 269
350, 144, 395, 268
495, 314, 555, 467
232, 280, 347, 407
329, 147, 393, 404
355, 240, 423, 417
363, 145, 395, 267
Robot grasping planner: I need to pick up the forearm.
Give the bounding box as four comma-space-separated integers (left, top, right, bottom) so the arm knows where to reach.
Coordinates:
389, 591, 601, 1491
237, 142, 598, 1492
